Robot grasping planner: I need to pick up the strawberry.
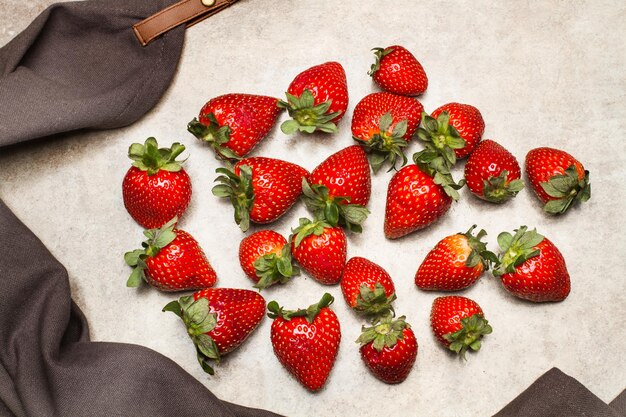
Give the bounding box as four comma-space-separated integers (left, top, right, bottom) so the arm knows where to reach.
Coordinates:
493, 226, 570, 302
302, 145, 371, 232
290, 218, 347, 285
278, 62, 349, 134
187, 93, 282, 159
239, 230, 299, 289
340, 257, 396, 321
267, 293, 341, 391
212, 157, 309, 231
384, 162, 463, 239
122, 137, 191, 229
464, 139, 524, 203
415, 226, 497, 291
351, 92, 424, 173
357, 316, 418, 384
368, 45, 428, 96
430, 296, 492, 358
163, 288, 265, 374
124, 218, 217, 291
416, 104, 484, 170
525, 147, 591, 214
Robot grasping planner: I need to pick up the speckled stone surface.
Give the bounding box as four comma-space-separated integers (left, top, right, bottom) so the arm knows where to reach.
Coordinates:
1, 1, 625, 416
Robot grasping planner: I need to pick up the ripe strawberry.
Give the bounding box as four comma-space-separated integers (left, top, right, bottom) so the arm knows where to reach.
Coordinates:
239, 230, 299, 289
416, 104, 484, 169
212, 157, 309, 231
302, 145, 371, 232
430, 296, 492, 358
187, 93, 282, 159
122, 137, 191, 229
290, 218, 347, 285
493, 226, 570, 302
384, 163, 463, 239
368, 45, 428, 96
340, 257, 396, 321
357, 316, 418, 384
464, 139, 524, 203
278, 62, 349, 134
267, 293, 341, 391
415, 226, 497, 291
351, 92, 424, 173
124, 218, 217, 291
525, 147, 591, 214
163, 288, 265, 374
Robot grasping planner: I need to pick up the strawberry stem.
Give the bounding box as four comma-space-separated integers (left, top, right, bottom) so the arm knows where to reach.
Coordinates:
267, 293, 334, 323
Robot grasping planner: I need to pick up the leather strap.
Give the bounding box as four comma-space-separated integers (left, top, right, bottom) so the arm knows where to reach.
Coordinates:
133, 0, 239, 46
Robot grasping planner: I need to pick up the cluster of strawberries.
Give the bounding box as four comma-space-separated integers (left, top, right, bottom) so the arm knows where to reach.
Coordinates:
122, 45, 591, 390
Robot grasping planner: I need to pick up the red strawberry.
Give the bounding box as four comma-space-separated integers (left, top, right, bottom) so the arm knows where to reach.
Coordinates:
351, 92, 424, 173
239, 230, 299, 289
122, 138, 192, 229
187, 93, 282, 159
415, 226, 497, 291
416, 104, 484, 169
464, 139, 524, 203
430, 296, 492, 358
302, 145, 371, 232
525, 147, 591, 214
357, 316, 418, 384
278, 62, 349, 134
124, 218, 217, 291
163, 288, 265, 374
384, 164, 460, 239
290, 218, 347, 285
212, 157, 309, 231
368, 45, 428, 96
340, 257, 396, 320
267, 293, 341, 391
493, 226, 570, 302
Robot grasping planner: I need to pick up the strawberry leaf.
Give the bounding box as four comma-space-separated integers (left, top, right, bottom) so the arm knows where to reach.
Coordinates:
278, 89, 339, 134
356, 315, 409, 351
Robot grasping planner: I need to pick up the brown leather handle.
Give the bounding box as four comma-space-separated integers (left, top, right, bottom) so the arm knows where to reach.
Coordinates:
133, 0, 239, 47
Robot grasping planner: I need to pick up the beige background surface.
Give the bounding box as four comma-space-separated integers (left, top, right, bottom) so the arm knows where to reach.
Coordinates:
1, 1, 625, 416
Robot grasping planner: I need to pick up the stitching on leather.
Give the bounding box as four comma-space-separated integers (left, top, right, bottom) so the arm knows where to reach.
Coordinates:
134, 0, 196, 29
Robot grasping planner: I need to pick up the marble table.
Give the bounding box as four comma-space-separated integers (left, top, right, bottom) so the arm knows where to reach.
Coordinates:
1, 1, 624, 415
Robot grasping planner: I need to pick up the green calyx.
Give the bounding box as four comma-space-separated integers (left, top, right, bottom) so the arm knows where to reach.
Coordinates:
187, 113, 241, 160
212, 165, 255, 232
124, 217, 178, 288
163, 296, 220, 375
357, 112, 409, 174
461, 225, 499, 271
128, 137, 186, 176
277, 89, 340, 134
482, 170, 525, 203
540, 165, 591, 214
253, 244, 300, 290
356, 315, 409, 351
290, 217, 332, 248
301, 178, 370, 233
493, 226, 544, 276
368, 47, 393, 76
412, 151, 466, 201
416, 111, 466, 169
443, 313, 492, 359
267, 293, 334, 323
354, 283, 397, 323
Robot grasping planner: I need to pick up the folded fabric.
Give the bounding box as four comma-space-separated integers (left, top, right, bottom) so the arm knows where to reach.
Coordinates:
494, 368, 626, 417
0, 0, 183, 146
